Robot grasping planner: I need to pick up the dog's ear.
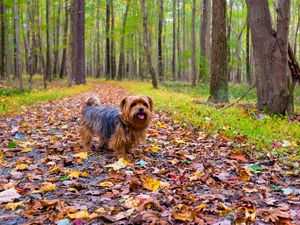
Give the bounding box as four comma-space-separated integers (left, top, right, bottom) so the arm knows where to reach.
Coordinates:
120, 97, 128, 112
146, 96, 153, 111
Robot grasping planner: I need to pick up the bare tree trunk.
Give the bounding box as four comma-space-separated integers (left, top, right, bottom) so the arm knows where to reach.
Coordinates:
118, 1, 130, 80
35, 0, 45, 76
110, 0, 116, 79
69, 0, 85, 85
191, 0, 196, 86
208, 0, 228, 103
246, 0, 292, 115
45, 0, 51, 88
0, 0, 5, 80
105, 0, 110, 79
95, 0, 101, 78
176, 0, 181, 80
246, 16, 251, 85
53, 0, 61, 77
294, 4, 300, 55
140, 0, 158, 88
182, 0, 186, 80
158, 0, 164, 81
199, 0, 209, 80
227, 0, 233, 82
172, 0, 176, 80
13, 0, 23, 90
59, 0, 69, 79
25, 0, 34, 87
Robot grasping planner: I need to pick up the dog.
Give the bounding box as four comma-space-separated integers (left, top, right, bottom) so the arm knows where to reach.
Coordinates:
80, 95, 153, 159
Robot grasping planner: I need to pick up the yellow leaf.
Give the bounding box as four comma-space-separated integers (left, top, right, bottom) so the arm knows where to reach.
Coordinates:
98, 181, 114, 187
194, 203, 206, 212
67, 188, 79, 193
189, 170, 203, 181
172, 204, 195, 222
142, 176, 160, 191
32, 183, 55, 194
65, 169, 89, 179
68, 210, 98, 221
49, 165, 61, 174
15, 164, 28, 171
21, 148, 32, 153
5, 202, 25, 210
150, 144, 160, 152
74, 152, 88, 160
105, 158, 129, 170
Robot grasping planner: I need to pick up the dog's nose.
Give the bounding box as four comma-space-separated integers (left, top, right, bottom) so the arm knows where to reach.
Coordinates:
139, 108, 144, 112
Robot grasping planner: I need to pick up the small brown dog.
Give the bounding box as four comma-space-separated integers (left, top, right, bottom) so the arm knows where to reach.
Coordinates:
80, 96, 153, 159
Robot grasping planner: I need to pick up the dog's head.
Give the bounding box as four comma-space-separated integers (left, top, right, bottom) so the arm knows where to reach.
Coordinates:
120, 95, 153, 128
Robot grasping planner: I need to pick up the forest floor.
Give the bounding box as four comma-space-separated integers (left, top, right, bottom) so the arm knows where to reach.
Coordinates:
0, 83, 299, 224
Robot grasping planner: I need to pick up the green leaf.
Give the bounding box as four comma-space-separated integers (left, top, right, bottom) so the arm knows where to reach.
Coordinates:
7, 141, 17, 148
59, 176, 70, 182
249, 165, 261, 173
271, 185, 282, 191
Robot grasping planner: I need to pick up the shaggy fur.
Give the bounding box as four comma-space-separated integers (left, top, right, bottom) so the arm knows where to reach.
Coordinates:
80, 95, 153, 159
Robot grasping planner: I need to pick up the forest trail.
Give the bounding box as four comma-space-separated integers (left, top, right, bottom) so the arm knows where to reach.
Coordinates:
0, 83, 299, 224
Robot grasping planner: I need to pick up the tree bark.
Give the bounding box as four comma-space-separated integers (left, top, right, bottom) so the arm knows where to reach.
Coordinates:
45, 0, 51, 88
118, 1, 130, 80
246, 15, 251, 85
0, 0, 5, 80
105, 0, 111, 79
59, 0, 69, 79
246, 0, 292, 115
110, 0, 116, 79
199, 0, 209, 80
53, 0, 61, 76
176, 0, 181, 80
140, 0, 158, 88
35, 0, 45, 76
208, 0, 228, 103
172, 0, 176, 80
25, 0, 34, 86
95, 0, 101, 78
13, 0, 23, 90
191, 0, 196, 86
69, 0, 85, 85
158, 0, 164, 81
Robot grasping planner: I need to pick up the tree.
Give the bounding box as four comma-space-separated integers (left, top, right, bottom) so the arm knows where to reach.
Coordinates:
110, 0, 116, 79
45, 0, 51, 88
13, 0, 23, 90
118, 0, 130, 80
25, 0, 34, 86
53, 0, 61, 76
105, 0, 110, 79
191, 0, 196, 86
199, 0, 209, 80
0, 0, 5, 80
69, 0, 85, 85
172, 0, 176, 80
246, 0, 292, 115
60, 0, 69, 79
158, 0, 164, 81
140, 0, 158, 88
208, 0, 228, 103
95, 0, 101, 78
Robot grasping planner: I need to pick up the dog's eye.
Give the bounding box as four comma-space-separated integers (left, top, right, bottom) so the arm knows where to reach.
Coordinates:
143, 103, 148, 108
130, 103, 137, 108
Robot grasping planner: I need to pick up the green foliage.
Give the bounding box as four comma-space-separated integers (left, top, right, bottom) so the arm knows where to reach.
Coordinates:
118, 81, 300, 157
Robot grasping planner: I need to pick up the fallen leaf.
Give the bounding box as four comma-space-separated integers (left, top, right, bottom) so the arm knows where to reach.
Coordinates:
32, 183, 56, 194
5, 201, 25, 210
15, 163, 28, 171
105, 158, 129, 170
74, 152, 88, 160
98, 181, 114, 187
142, 176, 160, 191
0, 188, 21, 204
172, 204, 195, 222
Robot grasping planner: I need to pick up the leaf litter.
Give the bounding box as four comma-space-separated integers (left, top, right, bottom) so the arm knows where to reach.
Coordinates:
0, 83, 299, 224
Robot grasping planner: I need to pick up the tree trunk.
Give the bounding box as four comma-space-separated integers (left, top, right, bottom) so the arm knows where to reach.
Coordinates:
172, 0, 176, 81
294, 4, 300, 55
118, 1, 130, 80
199, 0, 209, 80
246, 0, 292, 115
182, 0, 186, 80
45, 0, 51, 88
13, 0, 23, 90
227, 0, 233, 82
59, 0, 69, 79
110, 0, 116, 79
158, 0, 164, 81
25, 0, 34, 86
69, 0, 85, 85
176, 0, 181, 80
246, 16, 251, 85
105, 0, 110, 79
0, 0, 5, 80
35, 0, 45, 76
140, 0, 158, 88
95, 0, 101, 78
53, 0, 61, 77
191, 0, 196, 86
208, 0, 228, 103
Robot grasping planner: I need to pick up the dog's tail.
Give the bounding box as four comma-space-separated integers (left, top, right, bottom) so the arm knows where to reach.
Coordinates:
82, 96, 101, 112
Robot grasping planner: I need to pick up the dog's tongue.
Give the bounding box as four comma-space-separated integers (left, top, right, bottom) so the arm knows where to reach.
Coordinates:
138, 114, 145, 120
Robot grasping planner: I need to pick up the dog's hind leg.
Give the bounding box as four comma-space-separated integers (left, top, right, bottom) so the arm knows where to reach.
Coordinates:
80, 126, 93, 152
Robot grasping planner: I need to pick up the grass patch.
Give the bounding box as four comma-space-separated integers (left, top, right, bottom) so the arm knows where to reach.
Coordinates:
117, 81, 300, 156
0, 83, 93, 114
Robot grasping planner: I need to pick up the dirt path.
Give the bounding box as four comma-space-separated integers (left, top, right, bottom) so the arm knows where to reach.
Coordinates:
0, 83, 299, 224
